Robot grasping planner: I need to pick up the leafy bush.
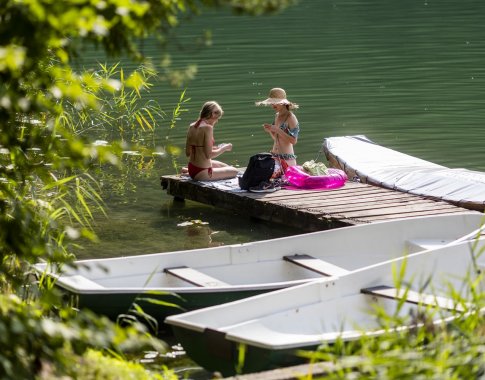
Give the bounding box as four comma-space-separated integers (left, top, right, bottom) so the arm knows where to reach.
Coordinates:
0, 0, 294, 378
301, 242, 485, 379
0, 294, 167, 379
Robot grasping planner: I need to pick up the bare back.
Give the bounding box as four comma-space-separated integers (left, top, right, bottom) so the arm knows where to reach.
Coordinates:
184, 104, 238, 181
186, 122, 213, 169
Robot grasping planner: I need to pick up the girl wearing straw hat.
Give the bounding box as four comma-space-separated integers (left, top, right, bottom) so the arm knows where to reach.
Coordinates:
256, 88, 300, 177
184, 101, 239, 181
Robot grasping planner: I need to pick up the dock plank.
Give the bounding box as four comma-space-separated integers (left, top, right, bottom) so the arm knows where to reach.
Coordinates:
160, 175, 476, 231
284, 194, 428, 209
307, 199, 453, 214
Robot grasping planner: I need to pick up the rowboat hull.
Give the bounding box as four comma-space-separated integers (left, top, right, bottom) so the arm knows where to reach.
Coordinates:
65, 288, 276, 333
166, 238, 485, 375
170, 325, 306, 375
34, 213, 484, 333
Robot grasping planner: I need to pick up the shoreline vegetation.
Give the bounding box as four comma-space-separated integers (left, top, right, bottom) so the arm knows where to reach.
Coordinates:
2, 1, 485, 378
0, 1, 293, 378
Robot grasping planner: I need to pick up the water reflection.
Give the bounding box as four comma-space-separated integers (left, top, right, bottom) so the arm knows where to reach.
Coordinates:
177, 220, 225, 249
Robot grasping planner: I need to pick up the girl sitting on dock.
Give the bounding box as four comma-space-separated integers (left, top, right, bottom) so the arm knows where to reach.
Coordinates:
184, 101, 239, 181
256, 88, 300, 177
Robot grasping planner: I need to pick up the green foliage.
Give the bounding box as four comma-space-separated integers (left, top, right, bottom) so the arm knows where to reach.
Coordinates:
299, 243, 485, 379
70, 350, 176, 380
63, 62, 166, 142
60, 62, 169, 199
0, 0, 295, 378
305, 313, 485, 379
0, 0, 294, 285
0, 294, 165, 379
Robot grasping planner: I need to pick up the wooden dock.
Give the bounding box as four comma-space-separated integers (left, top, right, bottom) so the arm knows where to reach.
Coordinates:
160, 175, 475, 231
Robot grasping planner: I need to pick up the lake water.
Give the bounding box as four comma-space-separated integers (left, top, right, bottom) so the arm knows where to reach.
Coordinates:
76, 0, 485, 260
73, 1, 485, 376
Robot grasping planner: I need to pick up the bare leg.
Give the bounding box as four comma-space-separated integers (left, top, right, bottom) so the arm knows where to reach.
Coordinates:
194, 166, 239, 181
211, 166, 239, 180
211, 160, 229, 168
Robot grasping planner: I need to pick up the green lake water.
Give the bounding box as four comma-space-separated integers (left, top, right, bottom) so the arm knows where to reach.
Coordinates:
76, 0, 485, 260
72, 1, 485, 376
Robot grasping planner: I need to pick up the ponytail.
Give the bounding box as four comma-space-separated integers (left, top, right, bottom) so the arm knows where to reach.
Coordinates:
191, 101, 223, 128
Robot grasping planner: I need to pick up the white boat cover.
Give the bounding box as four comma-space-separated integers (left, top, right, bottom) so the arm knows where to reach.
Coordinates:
322, 135, 485, 211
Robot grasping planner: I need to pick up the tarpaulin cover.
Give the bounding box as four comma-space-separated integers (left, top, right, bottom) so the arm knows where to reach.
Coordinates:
322, 135, 485, 210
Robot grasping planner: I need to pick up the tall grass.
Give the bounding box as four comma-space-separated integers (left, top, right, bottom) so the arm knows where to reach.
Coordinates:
301, 237, 485, 379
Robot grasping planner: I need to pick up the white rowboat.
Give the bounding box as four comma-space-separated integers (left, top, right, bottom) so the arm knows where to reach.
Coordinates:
34, 213, 484, 333
166, 237, 485, 375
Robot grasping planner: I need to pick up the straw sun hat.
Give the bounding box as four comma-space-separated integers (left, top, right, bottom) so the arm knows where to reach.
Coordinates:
255, 88, 299, 109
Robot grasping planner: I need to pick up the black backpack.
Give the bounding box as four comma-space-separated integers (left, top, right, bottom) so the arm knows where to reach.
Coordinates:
238, 153, 275, 190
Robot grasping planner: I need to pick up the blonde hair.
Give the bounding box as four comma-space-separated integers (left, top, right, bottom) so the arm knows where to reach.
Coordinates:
193, 101, 223, 127
200, 101, 223, 118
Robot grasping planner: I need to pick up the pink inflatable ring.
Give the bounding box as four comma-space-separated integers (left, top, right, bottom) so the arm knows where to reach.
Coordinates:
285, 165, 347, 189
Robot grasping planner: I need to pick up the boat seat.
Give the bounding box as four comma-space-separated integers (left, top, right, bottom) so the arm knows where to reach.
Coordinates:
361, 285, 465, 312
164, 266, 229, 287
406, 239, 453, 253
283, 254, 350, 277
